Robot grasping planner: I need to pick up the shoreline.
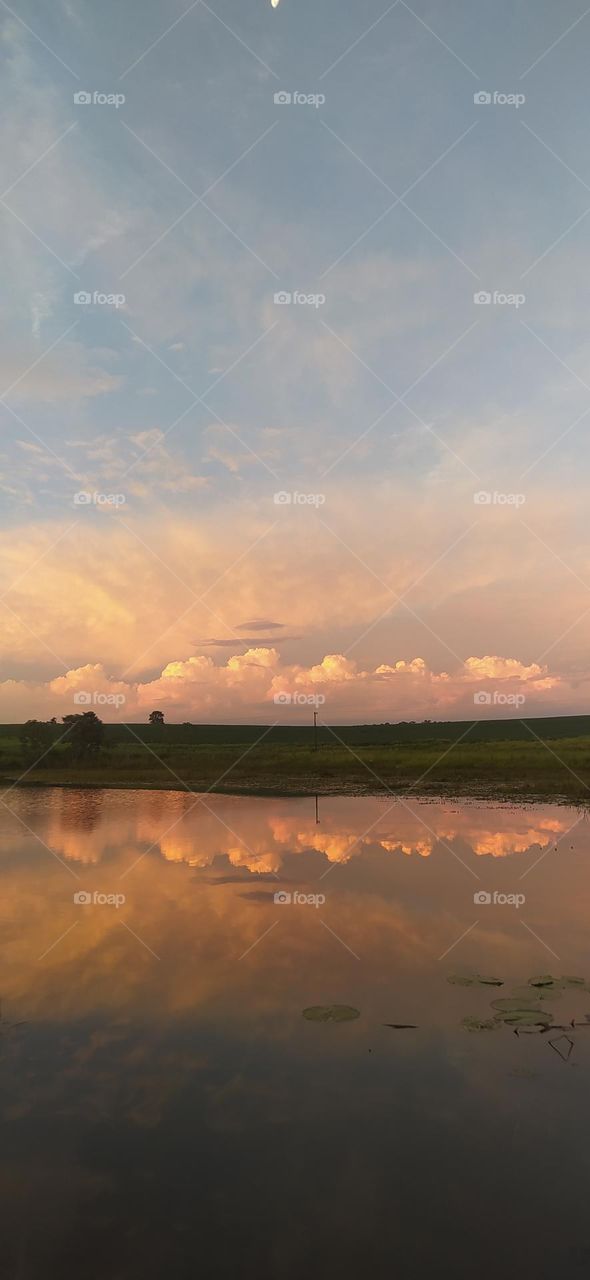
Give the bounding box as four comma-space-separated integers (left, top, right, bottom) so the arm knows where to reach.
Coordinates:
0, 774, 584, 806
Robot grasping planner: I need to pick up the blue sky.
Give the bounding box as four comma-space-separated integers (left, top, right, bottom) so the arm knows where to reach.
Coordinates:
1, 0, 590, 720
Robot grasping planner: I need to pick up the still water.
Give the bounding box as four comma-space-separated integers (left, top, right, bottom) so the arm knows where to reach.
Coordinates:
1, 786, 590, 1278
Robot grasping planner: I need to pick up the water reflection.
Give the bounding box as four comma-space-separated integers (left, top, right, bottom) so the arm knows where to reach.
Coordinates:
0, 789, 588, 1018
1, 789, 590, 1277
0, 785, 578, 868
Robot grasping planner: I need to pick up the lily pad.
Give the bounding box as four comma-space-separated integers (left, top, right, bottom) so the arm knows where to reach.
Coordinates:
491, 997, 543, 1013
494, 1010, 553, 1029
302, 1005, 360, 1023
528, 975, 558, 988
512, 985, 561, 1003
383, 1023, 418, 1030
461, 1016, 499, 1033
447, 974, 503, 988
528, 975, 590, 994
512, 1021, 552, 1035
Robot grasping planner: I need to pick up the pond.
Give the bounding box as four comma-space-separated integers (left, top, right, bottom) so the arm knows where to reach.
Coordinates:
1, 787, 589, 1277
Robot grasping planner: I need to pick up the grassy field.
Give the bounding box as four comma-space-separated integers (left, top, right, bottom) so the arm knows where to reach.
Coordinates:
4, 715, 590, 747
2, 719, 590, 800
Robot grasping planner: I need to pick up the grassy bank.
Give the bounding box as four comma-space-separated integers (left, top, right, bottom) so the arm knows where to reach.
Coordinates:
2, 732, 590, 801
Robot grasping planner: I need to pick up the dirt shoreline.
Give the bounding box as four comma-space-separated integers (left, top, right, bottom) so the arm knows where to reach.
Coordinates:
0, 774, 583, 806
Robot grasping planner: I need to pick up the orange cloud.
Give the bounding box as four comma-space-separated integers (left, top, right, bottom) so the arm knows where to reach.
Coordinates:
0, 648, 567, 723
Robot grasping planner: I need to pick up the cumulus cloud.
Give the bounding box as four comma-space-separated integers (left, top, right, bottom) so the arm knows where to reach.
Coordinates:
0, 648, 568, 723
463, 656, 556, 687
3, 488, 590, 688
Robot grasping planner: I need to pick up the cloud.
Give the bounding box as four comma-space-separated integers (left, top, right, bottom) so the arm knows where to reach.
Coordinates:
2, 481, 590, 695
235, 619, 285, 631
194, 635, 300, 648
0, 648, 568, 723
0, 342, 123, 404
463, 656, 557, 688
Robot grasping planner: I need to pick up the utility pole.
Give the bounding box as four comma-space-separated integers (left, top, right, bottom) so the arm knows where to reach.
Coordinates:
313, 710, 318, 751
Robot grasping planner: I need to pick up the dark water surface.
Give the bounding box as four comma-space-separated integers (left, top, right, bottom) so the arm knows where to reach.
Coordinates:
2, 786, 590, 1278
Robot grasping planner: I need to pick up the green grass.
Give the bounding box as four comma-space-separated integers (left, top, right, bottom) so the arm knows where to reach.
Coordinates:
2, 730, 590, 800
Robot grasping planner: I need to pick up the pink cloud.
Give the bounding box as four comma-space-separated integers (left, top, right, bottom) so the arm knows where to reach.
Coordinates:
0, 649, 567, 723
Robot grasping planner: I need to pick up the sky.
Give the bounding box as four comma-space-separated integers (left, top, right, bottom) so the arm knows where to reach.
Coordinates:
1, 0, 590, 723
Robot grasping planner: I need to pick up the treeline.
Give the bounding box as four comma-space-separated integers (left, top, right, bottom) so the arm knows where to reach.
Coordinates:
19, 709, 168, 768
22, 713, 105, 766
11, 714, 590, 752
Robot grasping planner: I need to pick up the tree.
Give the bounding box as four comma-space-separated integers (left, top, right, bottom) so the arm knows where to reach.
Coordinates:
149, 710, 165, 725
22, 720, 55, 764
62, 712, 103, 761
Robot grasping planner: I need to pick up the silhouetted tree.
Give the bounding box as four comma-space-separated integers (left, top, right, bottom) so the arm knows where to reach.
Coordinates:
22, 720, 55, 763
62, 712, 103, 761
148, 708, 165, 743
